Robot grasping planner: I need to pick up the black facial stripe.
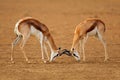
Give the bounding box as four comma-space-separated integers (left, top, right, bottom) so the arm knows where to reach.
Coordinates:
73, 54, 79, 58
62, 50, 71, 56
53, 54, 59, 59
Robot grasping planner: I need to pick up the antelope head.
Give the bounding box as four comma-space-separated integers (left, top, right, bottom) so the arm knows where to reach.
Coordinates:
70, 48, 80, 61
50, 48, 72, 61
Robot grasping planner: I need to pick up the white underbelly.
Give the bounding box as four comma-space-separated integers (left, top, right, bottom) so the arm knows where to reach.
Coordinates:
30, 26, 43, 39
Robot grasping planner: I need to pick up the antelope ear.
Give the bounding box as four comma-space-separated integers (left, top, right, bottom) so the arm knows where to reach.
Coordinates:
57, 47, 61, 54
71, 48, 75, 53
72, 48, 74, 51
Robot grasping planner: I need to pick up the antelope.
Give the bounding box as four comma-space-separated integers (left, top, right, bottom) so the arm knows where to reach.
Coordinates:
11, 17, 62, 63
70, 18, 109, 62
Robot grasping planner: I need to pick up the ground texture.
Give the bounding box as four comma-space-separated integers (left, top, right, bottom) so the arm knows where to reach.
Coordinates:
0, 0, 120, 80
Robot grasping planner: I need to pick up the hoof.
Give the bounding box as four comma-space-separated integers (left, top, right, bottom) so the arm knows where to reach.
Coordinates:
43, 60, 49, 64
104, 57, 110, 62
42, 58, 45, 60
77, 59, 80, 62
47, 58, 50, 61
82, 58, 86, 62
11, 61, 15, 64
44, 61, 47, 63
27, 61, 31, 64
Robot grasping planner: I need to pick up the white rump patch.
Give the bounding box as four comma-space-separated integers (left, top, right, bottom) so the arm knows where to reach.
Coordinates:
14, 17, 33, 36
14, 20, 22, 36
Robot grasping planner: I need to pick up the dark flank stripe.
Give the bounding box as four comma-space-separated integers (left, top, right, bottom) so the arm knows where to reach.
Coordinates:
86, 21, 98, 33
18, 18, 49, 34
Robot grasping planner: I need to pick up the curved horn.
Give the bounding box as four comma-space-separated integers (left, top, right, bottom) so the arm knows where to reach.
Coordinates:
59, 49, 72, 56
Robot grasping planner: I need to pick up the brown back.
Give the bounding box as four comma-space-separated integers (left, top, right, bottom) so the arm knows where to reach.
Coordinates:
19, 18, 49, 34
86, 20, 98, 33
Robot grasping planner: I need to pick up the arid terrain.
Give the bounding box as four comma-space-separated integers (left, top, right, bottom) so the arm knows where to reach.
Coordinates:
0, 0, 120, 80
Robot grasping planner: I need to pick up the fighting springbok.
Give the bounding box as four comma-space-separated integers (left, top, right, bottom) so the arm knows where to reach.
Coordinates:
70, 18, 109, 61
11, 17, 63, 63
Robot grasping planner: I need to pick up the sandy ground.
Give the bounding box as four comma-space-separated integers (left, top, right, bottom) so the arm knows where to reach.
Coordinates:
0, 0, 120, 80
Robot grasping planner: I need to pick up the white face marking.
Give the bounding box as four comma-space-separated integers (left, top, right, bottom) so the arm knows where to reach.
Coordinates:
73, 50, 80, 61
50, 52, 58, 62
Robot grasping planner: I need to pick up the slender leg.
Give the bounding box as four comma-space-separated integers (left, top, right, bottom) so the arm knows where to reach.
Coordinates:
20, 46, 29, 63
79, 40, 82, 57
43, 42, 49, 60
41, 38, 49, 60
20, 35, 30, 63
97, 32, 108, 61
82, 36, 88, 61
81, 39, 85, 61
46, 40, 54, 62
71, 33, 80, 50
40, 37, 45, 60
11, 36, 22, 63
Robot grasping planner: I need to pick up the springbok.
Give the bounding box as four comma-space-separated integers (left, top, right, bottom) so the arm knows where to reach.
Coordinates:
70, 18, 109, 61
11, 17, 63, 63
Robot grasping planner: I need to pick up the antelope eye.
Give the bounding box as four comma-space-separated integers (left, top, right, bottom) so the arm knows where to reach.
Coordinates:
73, 53, 79, 58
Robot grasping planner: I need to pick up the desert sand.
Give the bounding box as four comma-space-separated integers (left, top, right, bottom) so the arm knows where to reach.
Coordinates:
0, 0, 120, 80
